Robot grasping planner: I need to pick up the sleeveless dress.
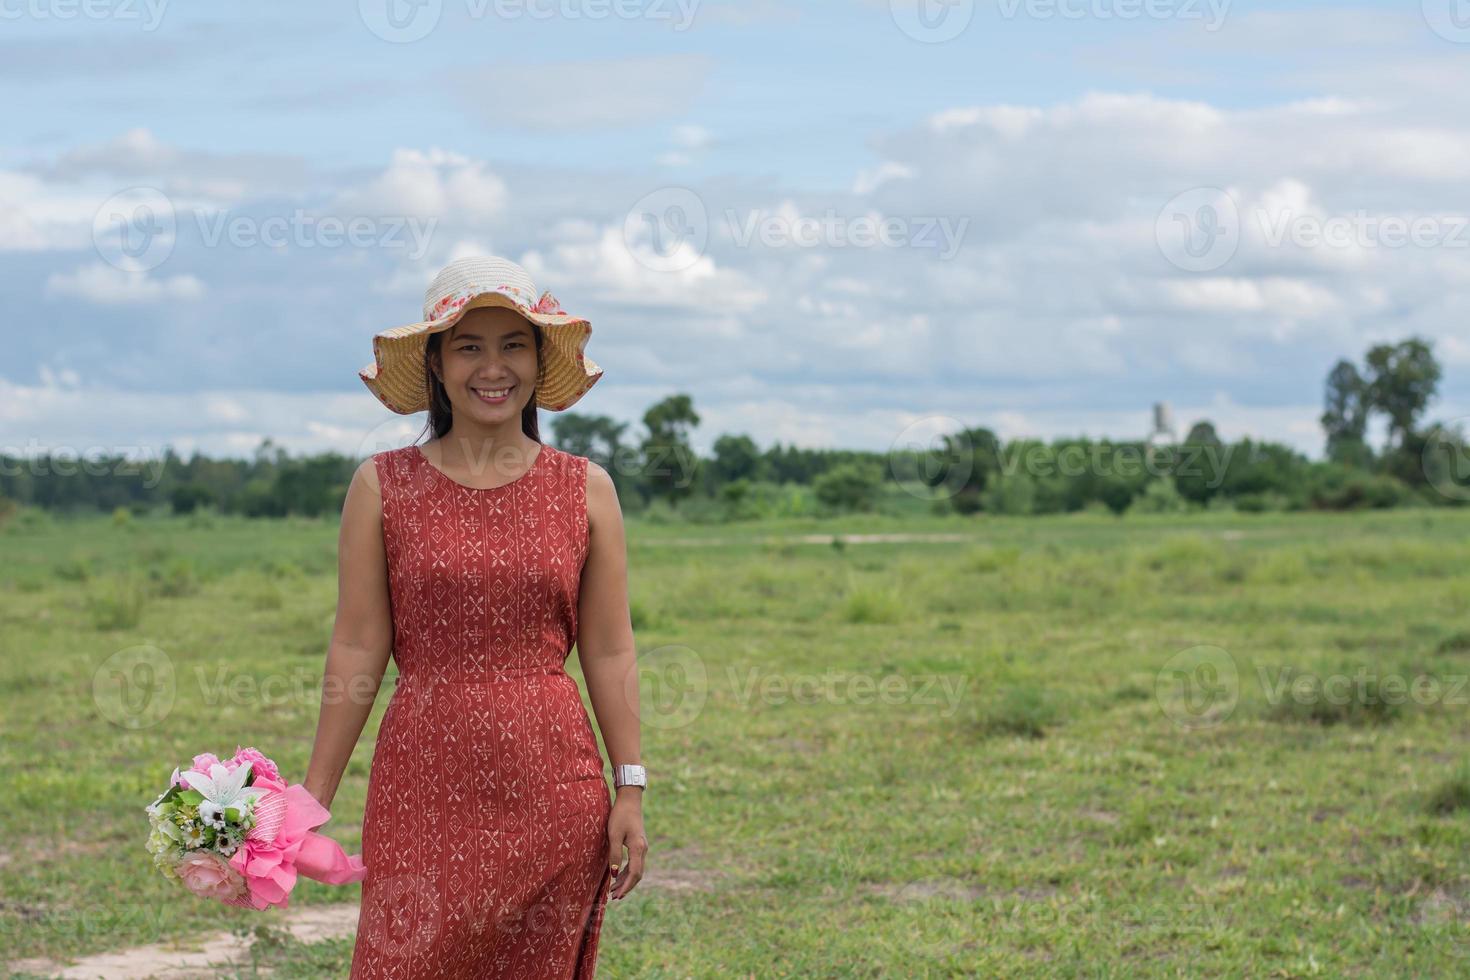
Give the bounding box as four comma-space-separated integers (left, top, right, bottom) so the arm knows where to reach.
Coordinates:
350, 442, 613, 979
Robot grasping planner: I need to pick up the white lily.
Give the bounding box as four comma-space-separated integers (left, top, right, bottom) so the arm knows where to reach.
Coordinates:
179, 761, 267, 827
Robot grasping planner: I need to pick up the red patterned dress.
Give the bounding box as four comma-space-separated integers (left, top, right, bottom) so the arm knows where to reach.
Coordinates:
351, 441, 613, 979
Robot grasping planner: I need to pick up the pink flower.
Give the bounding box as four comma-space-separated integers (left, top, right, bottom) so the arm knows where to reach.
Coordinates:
177, 851, 247, 902
192, 752, 224, 772
175, 752, 229, 787
231, 747, 281, 785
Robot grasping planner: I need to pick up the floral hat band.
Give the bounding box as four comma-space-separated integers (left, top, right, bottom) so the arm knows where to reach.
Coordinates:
427, 284, 568, 322
358, 255, 603, 415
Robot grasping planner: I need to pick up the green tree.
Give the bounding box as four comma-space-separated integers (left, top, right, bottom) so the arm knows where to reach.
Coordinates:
1321, 359, 1371, 466
550, 413, 629, 472
710, 434, 763, 485
814, 461, 882, 512
1364, 337, 1441, 453
639, 394, 700, 507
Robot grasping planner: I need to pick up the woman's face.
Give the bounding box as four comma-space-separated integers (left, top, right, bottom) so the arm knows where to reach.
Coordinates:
433, 307, 539, 420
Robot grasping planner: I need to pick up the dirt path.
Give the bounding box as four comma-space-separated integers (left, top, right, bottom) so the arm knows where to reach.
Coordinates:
8, 903, 360, 979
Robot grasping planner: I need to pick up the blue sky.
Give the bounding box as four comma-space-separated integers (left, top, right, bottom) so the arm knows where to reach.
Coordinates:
4, 0, 1470, 462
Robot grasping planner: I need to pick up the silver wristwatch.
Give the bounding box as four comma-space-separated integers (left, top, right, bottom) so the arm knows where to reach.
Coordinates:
613, 764, 646, 789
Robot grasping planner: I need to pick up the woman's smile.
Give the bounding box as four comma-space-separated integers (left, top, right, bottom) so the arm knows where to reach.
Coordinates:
472, 384, 514, 405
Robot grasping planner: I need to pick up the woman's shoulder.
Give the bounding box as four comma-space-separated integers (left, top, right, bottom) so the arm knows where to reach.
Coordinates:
543, 442, 590, 476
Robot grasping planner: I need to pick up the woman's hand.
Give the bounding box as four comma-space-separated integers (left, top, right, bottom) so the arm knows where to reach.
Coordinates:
605, 792, 647, 900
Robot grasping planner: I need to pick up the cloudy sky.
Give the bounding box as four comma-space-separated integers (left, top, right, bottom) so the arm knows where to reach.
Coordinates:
5, 0, 1470, 463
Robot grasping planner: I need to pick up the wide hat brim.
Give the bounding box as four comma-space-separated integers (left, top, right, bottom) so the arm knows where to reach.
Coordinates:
358, 291, 602, 415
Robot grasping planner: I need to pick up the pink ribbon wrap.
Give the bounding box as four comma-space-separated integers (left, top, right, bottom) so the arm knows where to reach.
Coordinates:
224, 782, 366, 910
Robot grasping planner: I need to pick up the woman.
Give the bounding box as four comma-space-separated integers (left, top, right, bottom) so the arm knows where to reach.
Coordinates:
302, 256, 649, 978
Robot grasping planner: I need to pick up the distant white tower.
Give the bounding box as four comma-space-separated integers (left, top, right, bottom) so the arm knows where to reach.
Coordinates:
1148, 402, 1176, 445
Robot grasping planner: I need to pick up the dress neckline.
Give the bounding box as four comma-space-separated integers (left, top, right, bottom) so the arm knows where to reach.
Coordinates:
412, 441, 548, 492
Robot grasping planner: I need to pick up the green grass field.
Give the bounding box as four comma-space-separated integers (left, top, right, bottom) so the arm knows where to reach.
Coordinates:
4, 505, 1470, 977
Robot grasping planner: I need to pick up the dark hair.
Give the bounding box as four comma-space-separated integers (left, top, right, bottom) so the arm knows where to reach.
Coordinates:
421, 320, 543, 443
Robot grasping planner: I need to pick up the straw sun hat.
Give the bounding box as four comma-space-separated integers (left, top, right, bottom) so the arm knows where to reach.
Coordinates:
358, 255, 603, 414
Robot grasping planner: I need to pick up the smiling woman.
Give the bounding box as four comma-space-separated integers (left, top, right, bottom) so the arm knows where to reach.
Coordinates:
301, 256, 648, 979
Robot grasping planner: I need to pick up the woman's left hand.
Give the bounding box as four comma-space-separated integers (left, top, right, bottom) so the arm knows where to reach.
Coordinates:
605, 793, 647, 900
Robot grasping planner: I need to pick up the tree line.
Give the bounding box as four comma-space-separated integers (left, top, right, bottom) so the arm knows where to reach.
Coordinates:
1, 337, 1465, 521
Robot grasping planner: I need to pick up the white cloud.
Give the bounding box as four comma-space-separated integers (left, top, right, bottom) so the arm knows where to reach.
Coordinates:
0, 170, 103, 251
521, 224, 768, 317
45, 262, 205, 305
852, 161, 914, 195
333, 147, 507, 220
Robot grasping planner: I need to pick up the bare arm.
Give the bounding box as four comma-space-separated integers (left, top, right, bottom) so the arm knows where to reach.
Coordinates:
303, 458, 393, 811
577, 460, 647, 899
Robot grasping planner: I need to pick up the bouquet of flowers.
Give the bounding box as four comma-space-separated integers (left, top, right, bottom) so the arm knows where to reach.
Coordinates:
145, 746, 366, 909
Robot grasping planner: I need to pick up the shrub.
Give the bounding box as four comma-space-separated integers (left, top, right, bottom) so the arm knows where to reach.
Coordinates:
1132, 478, 1188, 514
841, 583, 905, 624
814, 462, 883, 513
1427, 763, 1470, 815
974, 685, 1059, 739
87, 573, 147, 630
